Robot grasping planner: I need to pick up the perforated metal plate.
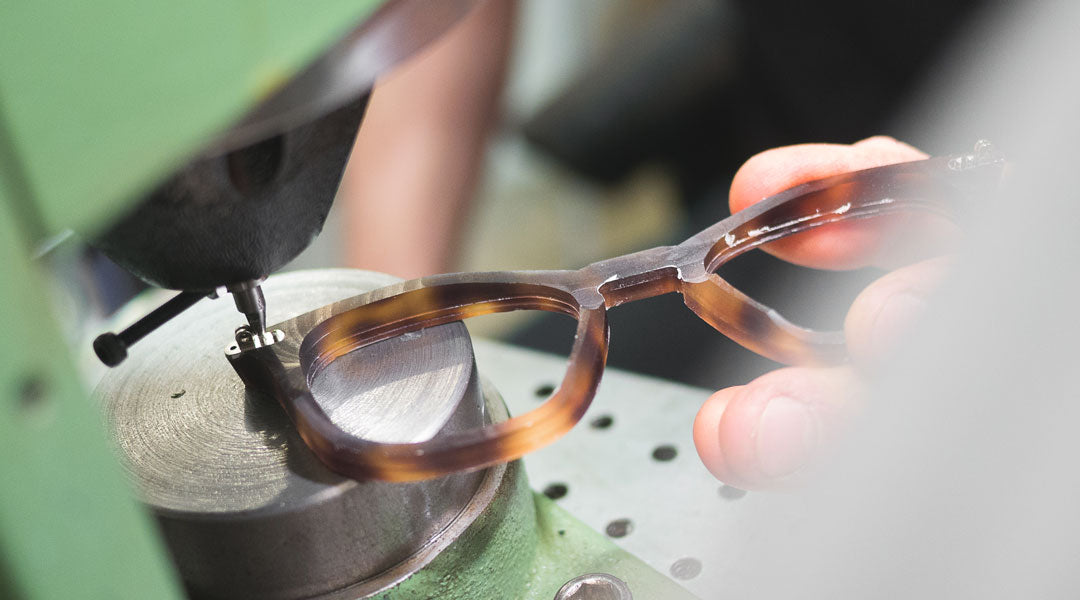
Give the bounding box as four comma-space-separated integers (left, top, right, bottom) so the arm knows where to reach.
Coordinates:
476, 339, 753, 599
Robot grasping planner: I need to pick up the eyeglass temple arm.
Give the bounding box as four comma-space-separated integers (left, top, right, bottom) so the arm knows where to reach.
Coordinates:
690, 151, 1005, 272
682, 274, 846, 365
681, 147, 1006, 365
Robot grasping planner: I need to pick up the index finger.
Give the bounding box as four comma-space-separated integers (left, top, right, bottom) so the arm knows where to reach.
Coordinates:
729, 136, 944, 270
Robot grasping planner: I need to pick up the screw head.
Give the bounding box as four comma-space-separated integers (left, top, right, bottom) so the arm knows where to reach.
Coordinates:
554, 573, 632, 600
669, 557, 702, 580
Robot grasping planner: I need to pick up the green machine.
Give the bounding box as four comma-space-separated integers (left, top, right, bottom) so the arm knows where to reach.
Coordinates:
0, 2, 698, 598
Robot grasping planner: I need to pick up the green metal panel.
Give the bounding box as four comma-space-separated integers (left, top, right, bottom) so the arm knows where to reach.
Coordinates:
0, 3, 387, 597
384, 463, 699, 600
0, 0, 386, 240
0, 189, 182, 598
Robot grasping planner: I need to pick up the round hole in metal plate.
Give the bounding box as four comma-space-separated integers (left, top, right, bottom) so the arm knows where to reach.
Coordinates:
605, 518, 633, 538
535, 382, 556, 398
652, 444, 677, 462
590, 414, 614, 429
543, 482, 569, 500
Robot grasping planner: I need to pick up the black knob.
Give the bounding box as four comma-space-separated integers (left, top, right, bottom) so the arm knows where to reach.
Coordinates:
93, 332, 128, 367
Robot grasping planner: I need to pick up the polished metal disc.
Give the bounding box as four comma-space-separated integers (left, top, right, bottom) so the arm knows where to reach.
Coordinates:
94, 269, 498, 599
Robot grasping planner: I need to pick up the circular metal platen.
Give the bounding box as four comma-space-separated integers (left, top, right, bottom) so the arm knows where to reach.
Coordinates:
94, 269, 498, 599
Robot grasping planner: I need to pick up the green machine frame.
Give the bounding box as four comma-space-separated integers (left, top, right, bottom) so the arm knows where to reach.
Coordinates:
0, 3, 388, 596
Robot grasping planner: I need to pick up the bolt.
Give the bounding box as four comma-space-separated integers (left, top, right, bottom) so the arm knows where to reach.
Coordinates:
18, 376, 48, 415
553, 573, 632, 600
669, 557, 702, 581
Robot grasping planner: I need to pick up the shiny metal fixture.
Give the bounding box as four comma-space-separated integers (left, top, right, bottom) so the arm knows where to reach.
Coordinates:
94, 270, 499, 599
554, 573, 633, 600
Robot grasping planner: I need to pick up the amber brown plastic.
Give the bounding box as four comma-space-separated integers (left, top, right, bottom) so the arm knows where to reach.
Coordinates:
229, 146, 1006, 482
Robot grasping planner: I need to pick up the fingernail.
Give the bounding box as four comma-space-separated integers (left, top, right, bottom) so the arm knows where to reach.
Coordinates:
871, 292, 927, 349
755, 396, 818, 478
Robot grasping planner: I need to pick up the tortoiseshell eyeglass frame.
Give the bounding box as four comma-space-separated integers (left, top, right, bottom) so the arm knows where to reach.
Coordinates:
228, 143, 1005, 482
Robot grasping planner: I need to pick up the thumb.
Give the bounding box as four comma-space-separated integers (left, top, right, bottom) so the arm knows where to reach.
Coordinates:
693, 366, 861, 490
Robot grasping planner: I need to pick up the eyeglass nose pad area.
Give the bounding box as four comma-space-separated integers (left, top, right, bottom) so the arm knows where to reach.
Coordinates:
681, 274, 847, 366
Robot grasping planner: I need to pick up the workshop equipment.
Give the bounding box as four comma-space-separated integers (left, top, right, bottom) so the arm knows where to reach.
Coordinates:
0, 1, 701, 597
94, 269, 693, 599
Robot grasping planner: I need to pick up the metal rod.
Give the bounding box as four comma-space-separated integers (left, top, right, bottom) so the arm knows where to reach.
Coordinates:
93, 291, 206, 367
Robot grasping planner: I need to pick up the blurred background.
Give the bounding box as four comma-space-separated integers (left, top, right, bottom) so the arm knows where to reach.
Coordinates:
72, 0, 994, 390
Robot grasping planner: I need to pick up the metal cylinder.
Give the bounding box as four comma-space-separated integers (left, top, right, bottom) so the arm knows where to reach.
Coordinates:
94, 269, 503, 599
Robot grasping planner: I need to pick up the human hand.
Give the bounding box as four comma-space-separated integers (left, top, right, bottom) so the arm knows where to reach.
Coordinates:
693, 136, 952, 490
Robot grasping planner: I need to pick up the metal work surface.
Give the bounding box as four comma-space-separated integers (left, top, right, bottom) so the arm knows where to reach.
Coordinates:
96, 269, 482, 511
476, 340, 744, 599
94, 270, 493, 598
